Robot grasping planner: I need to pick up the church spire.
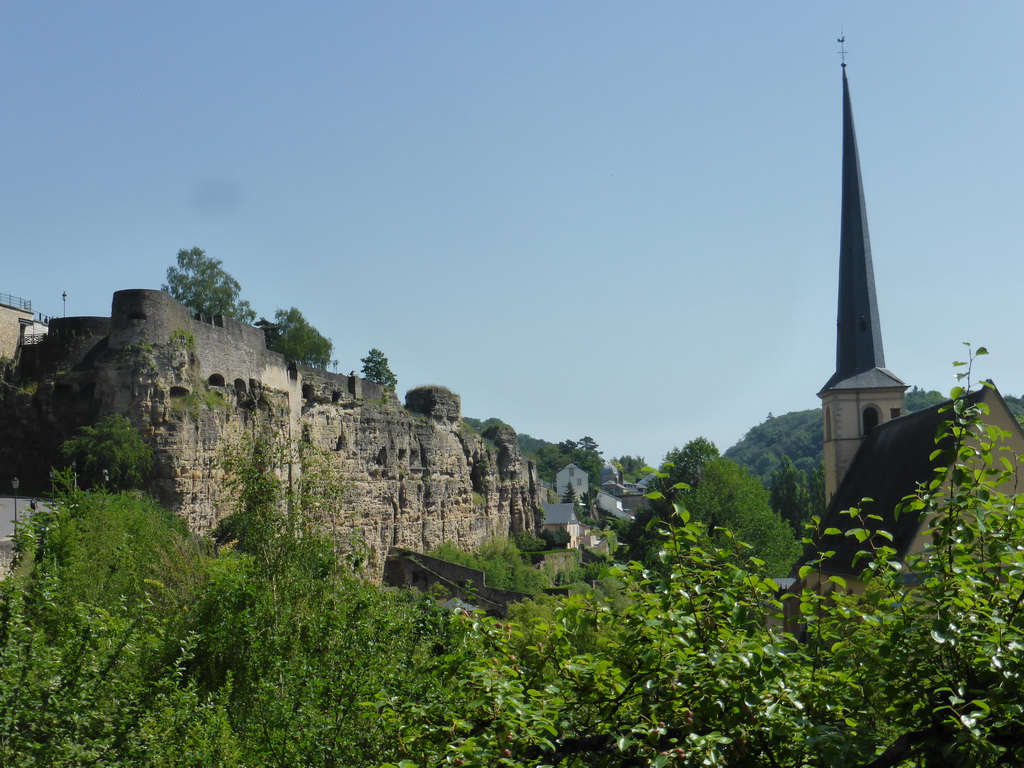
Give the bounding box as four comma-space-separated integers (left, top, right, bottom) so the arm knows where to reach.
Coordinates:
820, 66, 902, 393
818, 64, 906, 503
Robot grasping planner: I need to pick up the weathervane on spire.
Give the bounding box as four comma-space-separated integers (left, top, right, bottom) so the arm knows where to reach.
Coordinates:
837, 34, 847, 68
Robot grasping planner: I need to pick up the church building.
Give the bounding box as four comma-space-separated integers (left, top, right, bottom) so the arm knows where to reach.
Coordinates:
796, 64, 1024, 588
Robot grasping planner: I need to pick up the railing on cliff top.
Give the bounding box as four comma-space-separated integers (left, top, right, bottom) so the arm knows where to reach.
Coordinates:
0, 293, 31, 312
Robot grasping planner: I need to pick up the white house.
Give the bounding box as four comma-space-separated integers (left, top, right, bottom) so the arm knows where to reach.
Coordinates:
555, 463, 588, 500
596, 489, 629, 520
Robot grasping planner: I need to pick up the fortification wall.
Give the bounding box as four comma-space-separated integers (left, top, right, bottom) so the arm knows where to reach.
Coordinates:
110, 290, 293, 392
297, 365, 387, 405
18, 317, 110, 381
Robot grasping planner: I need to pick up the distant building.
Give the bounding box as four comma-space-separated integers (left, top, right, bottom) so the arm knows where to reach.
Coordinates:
555, 463, 588, 500
596, 489, 628, 520
0, 292, 47, 361
542, 502, 584, 548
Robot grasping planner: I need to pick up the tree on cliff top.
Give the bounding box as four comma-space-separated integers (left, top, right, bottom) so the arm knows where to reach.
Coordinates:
260, 307, 333, 369
163, 247, 256, 323
361, 348, 397, 390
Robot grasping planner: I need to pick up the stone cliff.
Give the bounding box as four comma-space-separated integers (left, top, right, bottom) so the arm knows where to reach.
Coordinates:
0, 289, 542, 575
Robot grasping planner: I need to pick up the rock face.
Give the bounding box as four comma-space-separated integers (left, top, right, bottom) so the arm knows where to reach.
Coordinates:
0, 289, 542, 576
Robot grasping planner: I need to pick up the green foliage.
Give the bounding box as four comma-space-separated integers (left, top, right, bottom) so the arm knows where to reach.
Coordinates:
540, 527, 570, 549
1, 433, 440, 766
377, 360, 1024, 766
510, 530, 546, 552
259, 306, 334, 369
905, 384, 947, 412
626, 438, 798, 575
360, 347, 398, 390
613, 454, 648, 483
724, 408, 822, 486
560, 482, 578, 505
430, 539, 548, 594
163, 246, 256, 323
59, 414, 154, 490
168, 327, 195, 349
531, 436, 604, 489
769, 454, 814, 532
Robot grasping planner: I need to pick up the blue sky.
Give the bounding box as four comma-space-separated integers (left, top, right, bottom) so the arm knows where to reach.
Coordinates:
2, 3, 1022, 466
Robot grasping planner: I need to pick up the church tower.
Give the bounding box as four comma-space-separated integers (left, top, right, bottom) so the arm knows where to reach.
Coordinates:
819, 65, 907, 502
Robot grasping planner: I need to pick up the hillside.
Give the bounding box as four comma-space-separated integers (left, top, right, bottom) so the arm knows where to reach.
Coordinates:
723, 386, 1024, 487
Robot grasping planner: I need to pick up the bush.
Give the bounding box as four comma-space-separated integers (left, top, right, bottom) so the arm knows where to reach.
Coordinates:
59, 415, 154, 490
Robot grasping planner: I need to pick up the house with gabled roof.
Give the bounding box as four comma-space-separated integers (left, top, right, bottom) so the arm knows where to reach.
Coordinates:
555, 463, 588, 500
542, 502, 584, 549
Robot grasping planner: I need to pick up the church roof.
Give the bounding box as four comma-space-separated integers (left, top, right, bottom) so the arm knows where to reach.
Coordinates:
807, 385, 1012, 576
821, 66, 900, 395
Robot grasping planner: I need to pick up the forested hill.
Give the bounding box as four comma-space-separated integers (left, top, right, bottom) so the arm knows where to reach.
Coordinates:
723, 409, 822, 487
724, 387, 1024, 487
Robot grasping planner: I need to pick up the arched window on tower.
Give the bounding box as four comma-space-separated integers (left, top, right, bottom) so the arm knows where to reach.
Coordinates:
862, 406, 880, 435
825, 407, 833, 441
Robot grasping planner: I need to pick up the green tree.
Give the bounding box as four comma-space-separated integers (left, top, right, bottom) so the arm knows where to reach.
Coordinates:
260, 306, 333, 368
163, 247, 256, 322
687, 457, 800, 575
360, 348, 397, 390
59, 414, 154, 490
769, 454, 812, 533
613, 454, 648, 483
560, 482, 578, 505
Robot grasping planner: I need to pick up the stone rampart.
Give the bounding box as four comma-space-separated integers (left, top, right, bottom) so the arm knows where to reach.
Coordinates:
297, 365, 388, 405
18, 317, 110, 381
110, 290, 292, 392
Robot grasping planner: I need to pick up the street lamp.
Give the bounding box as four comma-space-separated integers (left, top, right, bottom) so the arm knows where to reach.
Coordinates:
11, 477, 19, 524
102, 469, 110, 487
62, 291, 67, 318
71, 460, 77, 490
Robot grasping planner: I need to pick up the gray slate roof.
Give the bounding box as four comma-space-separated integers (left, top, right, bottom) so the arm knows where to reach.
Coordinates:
542, 503, 580, 527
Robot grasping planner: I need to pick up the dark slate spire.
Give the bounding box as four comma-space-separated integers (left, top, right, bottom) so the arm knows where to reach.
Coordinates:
821, 66, 904, 393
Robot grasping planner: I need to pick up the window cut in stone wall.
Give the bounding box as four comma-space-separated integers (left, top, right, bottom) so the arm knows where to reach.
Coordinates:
208, 373, 225, 387
170, 385, 190, 397
862, 406, 880, 435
